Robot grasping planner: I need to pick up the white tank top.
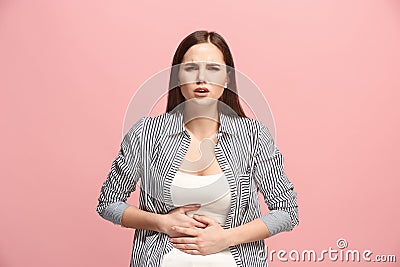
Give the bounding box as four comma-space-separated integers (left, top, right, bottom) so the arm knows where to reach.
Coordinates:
160, 170, 237, 266
171, 170, 231, 224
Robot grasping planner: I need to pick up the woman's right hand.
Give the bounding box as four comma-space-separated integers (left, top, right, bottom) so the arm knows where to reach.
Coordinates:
158, 204, 207, 237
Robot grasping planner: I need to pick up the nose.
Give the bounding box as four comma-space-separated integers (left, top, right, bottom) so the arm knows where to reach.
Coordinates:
196, 65, 206, 84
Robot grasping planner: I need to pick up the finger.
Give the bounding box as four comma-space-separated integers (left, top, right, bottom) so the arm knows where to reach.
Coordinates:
189, 218, 207, 228
172, 243, 198, 250
179, 249, 201, 255
182, 220, 206, 229
193, 214, 216, 225
170, 236, 197, 244
192, 221, 207, 228
172, 226, 198, 236
180, 204, 201, 213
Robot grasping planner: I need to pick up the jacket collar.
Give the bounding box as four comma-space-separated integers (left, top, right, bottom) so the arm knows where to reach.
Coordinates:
165, 105, 239, 136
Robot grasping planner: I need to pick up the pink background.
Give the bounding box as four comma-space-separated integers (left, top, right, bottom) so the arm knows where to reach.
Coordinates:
1, 0, 399, 266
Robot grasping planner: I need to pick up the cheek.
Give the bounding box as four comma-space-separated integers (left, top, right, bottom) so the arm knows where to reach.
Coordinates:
180, 85, 191, 99
178, 70, 197, 85
206, 70, 227, 87
215, 87, 225, 99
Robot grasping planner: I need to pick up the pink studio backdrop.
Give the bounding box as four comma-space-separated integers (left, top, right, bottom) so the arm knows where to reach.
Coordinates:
1, 1, 399, 266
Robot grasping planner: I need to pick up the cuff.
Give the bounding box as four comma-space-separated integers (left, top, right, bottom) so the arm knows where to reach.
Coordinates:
261, 210, 292, 237
101, 201, 130, 226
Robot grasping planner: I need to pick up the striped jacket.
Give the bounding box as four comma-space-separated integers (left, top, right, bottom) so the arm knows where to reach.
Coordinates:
96, 107, 299, 266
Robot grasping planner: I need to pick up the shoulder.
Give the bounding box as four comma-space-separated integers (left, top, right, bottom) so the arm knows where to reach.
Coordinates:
230, 115, 269, 136
230, 116, 276, 155
125, 112, 173, 139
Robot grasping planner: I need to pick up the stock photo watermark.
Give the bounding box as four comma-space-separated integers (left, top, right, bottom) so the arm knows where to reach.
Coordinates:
258, 238, 397, 263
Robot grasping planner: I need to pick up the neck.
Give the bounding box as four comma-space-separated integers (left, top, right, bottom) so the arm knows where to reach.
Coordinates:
183, 98, 220, 138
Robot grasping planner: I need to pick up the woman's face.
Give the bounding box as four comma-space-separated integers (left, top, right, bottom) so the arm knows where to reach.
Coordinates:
178, 42, 228, 101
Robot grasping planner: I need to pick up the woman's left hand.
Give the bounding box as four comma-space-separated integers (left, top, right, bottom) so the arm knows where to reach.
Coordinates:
169, 214, 231, 256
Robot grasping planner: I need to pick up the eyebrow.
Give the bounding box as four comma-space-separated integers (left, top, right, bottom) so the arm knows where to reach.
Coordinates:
207, 63, 222, 67
182, 62, 222, 67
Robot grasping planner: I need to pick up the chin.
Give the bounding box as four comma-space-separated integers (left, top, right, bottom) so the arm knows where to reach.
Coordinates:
188, 97, 218, 105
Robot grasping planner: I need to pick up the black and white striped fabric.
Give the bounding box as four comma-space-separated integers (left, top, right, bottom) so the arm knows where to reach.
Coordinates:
96, 107, 299, 267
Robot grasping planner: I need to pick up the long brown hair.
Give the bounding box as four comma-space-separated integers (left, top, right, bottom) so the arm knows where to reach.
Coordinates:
166, 30, 247, 118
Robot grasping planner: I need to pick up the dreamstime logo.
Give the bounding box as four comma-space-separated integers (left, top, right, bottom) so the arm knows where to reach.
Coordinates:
257, 238, 397, 263
122, 61, 277, 204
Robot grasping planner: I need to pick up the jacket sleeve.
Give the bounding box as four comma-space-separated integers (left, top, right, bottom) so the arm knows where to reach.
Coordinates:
96, 117, 146, 226
253, 121, 299, 237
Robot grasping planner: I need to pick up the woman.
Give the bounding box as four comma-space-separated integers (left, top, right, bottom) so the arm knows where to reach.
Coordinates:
96, 30, 299, 267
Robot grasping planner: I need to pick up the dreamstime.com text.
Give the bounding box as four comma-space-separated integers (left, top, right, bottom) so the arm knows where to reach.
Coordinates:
258, 238, 397, 263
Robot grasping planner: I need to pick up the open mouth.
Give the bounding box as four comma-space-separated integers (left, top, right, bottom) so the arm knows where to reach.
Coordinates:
194, 87, 209, 93
193, 88, 210, 97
